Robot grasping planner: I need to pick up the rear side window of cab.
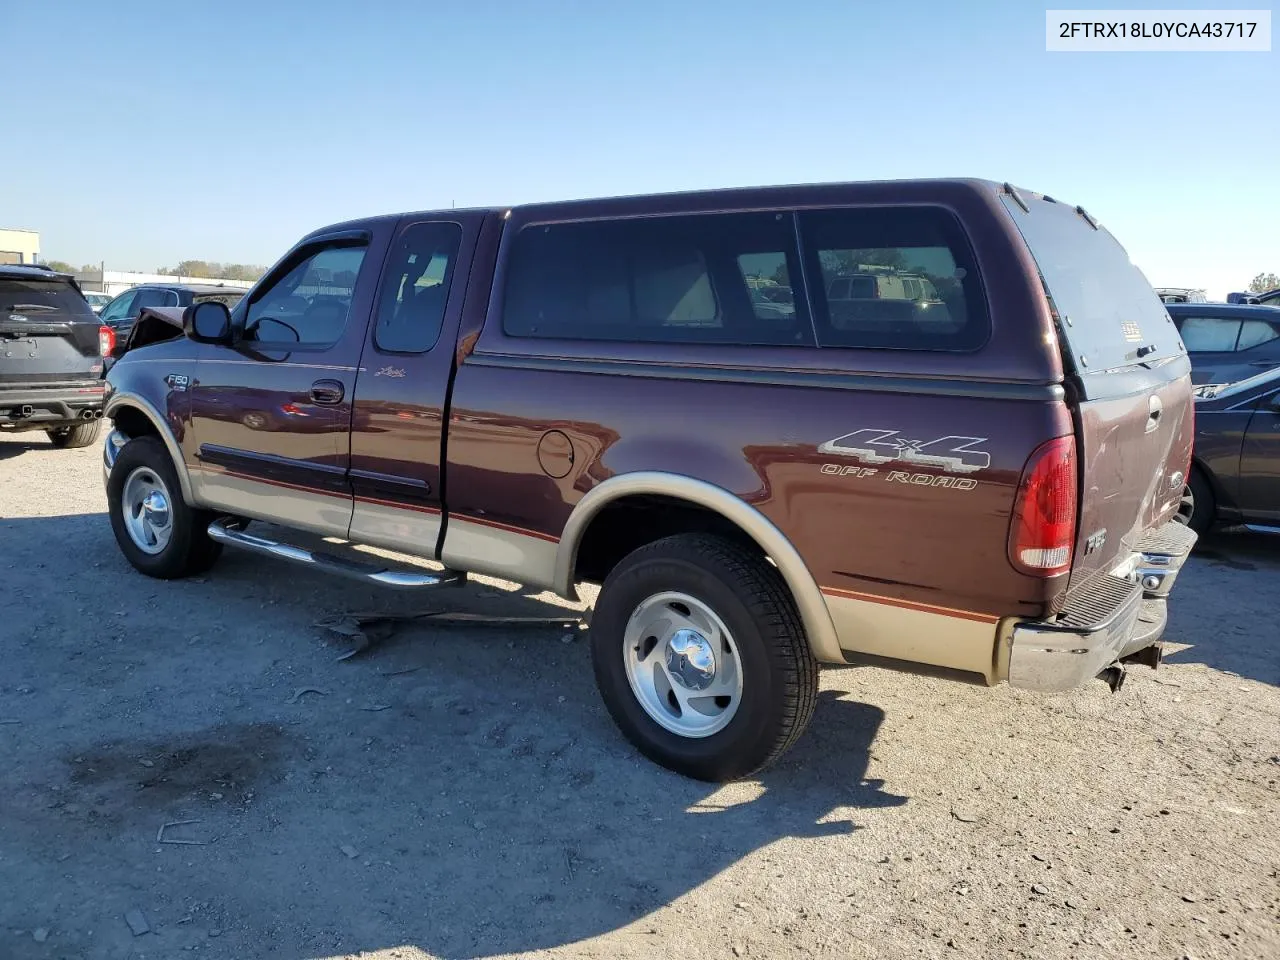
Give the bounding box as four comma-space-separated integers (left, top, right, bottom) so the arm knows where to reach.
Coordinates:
500, 206, 990, 352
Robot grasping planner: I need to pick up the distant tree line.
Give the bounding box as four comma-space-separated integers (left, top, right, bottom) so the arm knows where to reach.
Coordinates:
155, 260, 267, 282
41, 259, 267, 282
1249, 272, 1279, 293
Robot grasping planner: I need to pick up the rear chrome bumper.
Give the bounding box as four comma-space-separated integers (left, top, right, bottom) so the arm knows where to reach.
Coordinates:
1006, 520, 1196, 693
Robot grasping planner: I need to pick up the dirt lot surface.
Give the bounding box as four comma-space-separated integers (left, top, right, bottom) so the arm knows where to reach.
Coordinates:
1, 429, 1278, 960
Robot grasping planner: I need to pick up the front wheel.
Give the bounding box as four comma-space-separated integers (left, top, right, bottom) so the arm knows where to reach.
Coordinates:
590, 533, 818, 782
107, 436, 223, 579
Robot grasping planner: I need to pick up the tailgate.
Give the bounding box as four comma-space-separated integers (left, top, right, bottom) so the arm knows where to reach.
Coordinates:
998, 190, 1194, 588
1071, 367, 1193, 584
0, 278, 103, 384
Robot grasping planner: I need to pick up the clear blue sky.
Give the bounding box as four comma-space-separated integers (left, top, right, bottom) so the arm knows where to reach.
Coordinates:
2, 0, 1275, 296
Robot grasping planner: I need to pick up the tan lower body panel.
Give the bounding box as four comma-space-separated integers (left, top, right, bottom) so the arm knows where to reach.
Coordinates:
440, 515, 560, 592
194, 469, 353, 540
823, 587, 1000, 680
348, 498, 443, 557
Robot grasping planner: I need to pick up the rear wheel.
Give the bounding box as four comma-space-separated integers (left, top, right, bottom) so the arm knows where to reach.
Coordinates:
590, 533, 818, 782
46, 420, 102, 449
1175, 467, 1215, 536
107, 436, 222, 578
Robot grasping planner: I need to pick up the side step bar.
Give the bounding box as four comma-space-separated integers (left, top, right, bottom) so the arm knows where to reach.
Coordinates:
207, 518, 465, 590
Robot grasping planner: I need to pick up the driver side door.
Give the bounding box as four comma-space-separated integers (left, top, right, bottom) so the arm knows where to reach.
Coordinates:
187, 228, 389, 538
1239, 388, 1280, 524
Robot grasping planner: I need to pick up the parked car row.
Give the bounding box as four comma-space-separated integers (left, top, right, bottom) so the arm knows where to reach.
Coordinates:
1155, 286, 1208, 304
98, 283, 248, 372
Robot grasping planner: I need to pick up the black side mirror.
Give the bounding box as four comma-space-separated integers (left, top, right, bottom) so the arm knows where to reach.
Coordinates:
184, 301, 233, 344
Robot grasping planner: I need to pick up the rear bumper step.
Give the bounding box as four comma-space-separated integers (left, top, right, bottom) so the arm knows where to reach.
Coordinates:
207, 518, 466, 590
1006, 520, 1195, 693
1133, 521, 1198, 598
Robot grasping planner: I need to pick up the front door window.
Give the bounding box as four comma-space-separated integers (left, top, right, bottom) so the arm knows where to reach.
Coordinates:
245, 246, 367, 347
99, 291, 137, 326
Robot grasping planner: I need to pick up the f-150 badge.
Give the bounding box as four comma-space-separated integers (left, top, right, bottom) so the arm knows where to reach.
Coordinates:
818, 429, 991, 475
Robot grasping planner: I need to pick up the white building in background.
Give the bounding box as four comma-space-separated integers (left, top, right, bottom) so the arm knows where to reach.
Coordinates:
0, 231, 259, 296
74, 268, 256, 296
0, 228, 40, 265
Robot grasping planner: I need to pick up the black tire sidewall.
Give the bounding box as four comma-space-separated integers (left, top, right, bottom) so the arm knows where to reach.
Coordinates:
107, 437, 204, 578
1188, 467, 1215, 535
591, 546, 793, 781
47, 420, 102, 448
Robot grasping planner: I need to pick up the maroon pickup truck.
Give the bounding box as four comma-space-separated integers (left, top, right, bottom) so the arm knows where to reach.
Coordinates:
101, 179, 1197, 781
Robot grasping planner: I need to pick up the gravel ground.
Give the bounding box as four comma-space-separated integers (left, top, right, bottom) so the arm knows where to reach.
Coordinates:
1, 428, 1277, 960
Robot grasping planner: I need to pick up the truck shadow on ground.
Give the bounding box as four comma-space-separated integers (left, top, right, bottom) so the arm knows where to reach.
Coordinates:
0, 436, 51, 462
221, 554, 913, 958
2, 513, 908, 960
4, 510, 1278, 957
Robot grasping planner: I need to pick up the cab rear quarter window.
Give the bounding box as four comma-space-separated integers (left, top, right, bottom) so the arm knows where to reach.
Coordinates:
499, 205, 991, 353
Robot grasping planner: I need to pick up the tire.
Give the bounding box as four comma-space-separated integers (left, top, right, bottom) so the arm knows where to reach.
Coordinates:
107, 436, 223, 579
1176, 467, 1215, 536
46, 420, 102, 449
590, 533, 819, 782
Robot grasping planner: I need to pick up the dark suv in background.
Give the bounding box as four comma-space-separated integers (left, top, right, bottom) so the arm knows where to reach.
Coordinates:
1227, 288, 1280, 307
0, 264, 110, 448
99, 283, 247, 365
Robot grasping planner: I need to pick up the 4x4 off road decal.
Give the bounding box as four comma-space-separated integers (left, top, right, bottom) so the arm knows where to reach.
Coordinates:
818, 429, 991, 474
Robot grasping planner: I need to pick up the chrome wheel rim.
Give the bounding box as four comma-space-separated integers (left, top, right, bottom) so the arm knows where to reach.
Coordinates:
121, 467, 173, 555
1174, 483, 1195, 526
622, 591, 743, 738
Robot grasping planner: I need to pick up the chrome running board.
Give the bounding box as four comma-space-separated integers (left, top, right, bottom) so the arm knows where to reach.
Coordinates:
207, 518, 465, 590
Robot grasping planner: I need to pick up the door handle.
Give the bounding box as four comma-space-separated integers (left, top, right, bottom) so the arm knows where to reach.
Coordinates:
310, 379, 344, 405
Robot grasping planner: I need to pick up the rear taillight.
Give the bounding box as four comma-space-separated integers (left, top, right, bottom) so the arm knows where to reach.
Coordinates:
1009, 435, 1078, 577
98, 325, 115, 357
